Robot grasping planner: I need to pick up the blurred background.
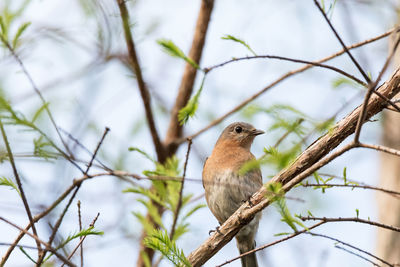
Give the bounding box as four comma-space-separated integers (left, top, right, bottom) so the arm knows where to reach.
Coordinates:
0, 0, 399, 266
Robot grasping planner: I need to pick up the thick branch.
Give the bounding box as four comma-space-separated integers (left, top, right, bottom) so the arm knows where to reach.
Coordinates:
187, 68, 400, 266
164, 0, 215, 153
116, 0, 165, 162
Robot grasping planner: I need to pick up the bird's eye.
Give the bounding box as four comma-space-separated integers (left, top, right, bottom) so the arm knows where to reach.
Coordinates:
234, 126, 242, 133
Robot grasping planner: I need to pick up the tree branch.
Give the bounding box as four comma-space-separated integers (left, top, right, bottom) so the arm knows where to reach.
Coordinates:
0, 119, 42, 256
116, 0, 165, 162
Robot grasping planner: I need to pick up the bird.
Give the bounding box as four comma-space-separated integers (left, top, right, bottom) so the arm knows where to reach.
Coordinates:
202, 122, 264, 267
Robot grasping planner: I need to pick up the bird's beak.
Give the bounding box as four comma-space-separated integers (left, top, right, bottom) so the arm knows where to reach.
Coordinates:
251, 129, 265, 136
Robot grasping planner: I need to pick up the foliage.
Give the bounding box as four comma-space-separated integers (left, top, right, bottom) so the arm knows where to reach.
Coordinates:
0, 0, 31, 48
144, 229, 191, 267
221, 34, 257, 56
266, 182, 307, 232
157, 39, 200, 70
124, 152, 204, 248
178, 75, 206, 125
0, 176, 20, 196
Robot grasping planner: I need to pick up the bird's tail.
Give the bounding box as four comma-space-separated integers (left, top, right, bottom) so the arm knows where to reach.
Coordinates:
237, 239, 258, 267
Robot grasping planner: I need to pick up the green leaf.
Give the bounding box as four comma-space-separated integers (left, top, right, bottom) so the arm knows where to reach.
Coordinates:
144, 229, 191, 267
355, 209, 359, 218
128, 147, 156, 163
332, 77, 360, 90
56, 226, 103, 251
19, 247, 36, 264
0, 176, 20, 196
343, 167, 347, 185
133, 212, 155, 235
31, 102, 49, 123
266, 182, 308, 232
221, 34, 256, 56
274, 232, 291, 236
157, 39, 199, 69
12, 21, 30, 48
182, 203, 206, 221
178, 75, 206, 125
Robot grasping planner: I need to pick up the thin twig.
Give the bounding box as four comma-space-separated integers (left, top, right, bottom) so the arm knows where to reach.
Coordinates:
307, 231, 394, 267
77, 201, 83, 267
116, 0, 165, 162
61, 213, 100, 267
206, 55, 366, 86
359, 143, 400, 157
334, 245, 381, 267
169, 139, 193, 241
0, 217, 76, 267
300, 216, 400, 233
216, 221, 325, 267
300, 183, 400, 198
354, 29, 400, 142
84, 127, 110, 174
0, 119, 42, 255
313, 0, 371, 83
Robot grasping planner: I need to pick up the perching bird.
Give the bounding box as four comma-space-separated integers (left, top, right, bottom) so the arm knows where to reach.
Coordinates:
202, 122, 264, 267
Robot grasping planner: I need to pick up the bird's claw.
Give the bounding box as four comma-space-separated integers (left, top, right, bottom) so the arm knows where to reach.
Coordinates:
242, 196, 254, 207
209, 226, 222, 235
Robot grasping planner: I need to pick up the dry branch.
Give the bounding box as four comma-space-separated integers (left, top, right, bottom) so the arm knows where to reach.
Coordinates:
187, 68, 400, 266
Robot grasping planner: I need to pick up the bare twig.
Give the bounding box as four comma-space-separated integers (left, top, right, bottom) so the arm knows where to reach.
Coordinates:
169, 139, 193, 241
206, 55, 366, 86
300, 216, 400, 233
334, 245, 381, 267
173, 28, 396, 146
116, 0, 165, 162
300, 183, 400, 198
0, 119, 42, 256
215, 221, 325, 267
359, 143, 400, 157
77, 201, 83, 267
0, 217, 76, 267
307, 232, 394, 267
313, 0, 371, 83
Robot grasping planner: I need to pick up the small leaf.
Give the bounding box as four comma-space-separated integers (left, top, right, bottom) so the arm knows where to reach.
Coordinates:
157, 39, 199, 69
19, 247, 36, 264
128, 147, 156, 163
12, 21, 31, 48
274, 232, 291, 236
0, 176, 20, 196
343, 167, 347, 185
355, 209, 359, 218
31, 102, 49, 123
178, 75, 206, 125
221, 34, 256, 56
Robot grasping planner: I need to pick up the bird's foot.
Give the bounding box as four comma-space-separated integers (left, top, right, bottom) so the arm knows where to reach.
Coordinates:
209, 226, 222, 235
242, 196, 254, 207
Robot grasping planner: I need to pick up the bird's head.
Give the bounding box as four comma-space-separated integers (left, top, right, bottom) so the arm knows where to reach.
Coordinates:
216, 122, 264, 150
